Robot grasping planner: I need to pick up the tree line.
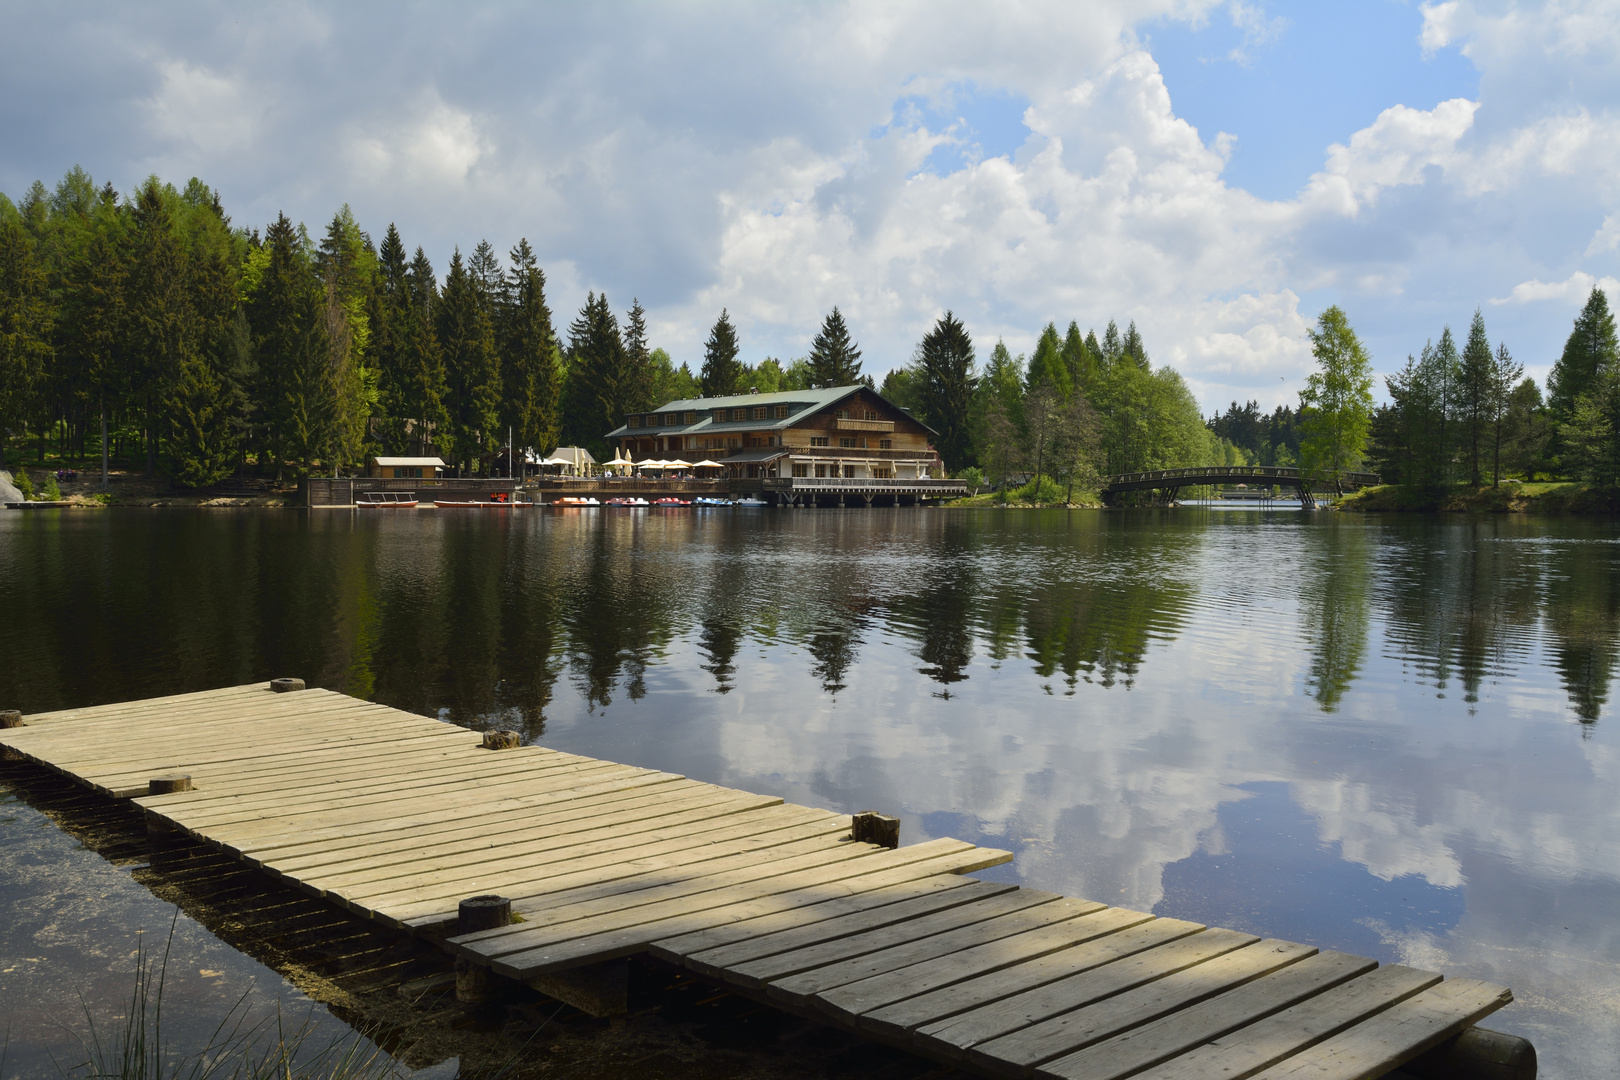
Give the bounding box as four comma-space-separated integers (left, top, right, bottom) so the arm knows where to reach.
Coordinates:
1357, 288, 1616, 490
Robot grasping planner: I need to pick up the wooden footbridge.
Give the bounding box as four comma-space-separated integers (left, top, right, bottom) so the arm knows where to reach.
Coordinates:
1102, 467, 1380, 507
0, 684, 1530, 1079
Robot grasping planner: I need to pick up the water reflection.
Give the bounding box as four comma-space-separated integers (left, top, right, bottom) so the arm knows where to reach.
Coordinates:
2, 508, 1619, 1079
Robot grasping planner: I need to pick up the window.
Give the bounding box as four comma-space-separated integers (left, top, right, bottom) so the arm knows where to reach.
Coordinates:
684, 411, 696, 424
810, 436, 829, 447
792, 463, 809, 477
753, 407, 766, 420
864, 410, 878, 421
685, 437, 697, 450
879, 439, 892, 449
839, 437, 856, 448
836, 409, 851, 419
843, 464, 857, 478
774, 405, 788, 419
627, 416, 641, 428
732, 409, 747, 421
665, 413, 679, 425
727, 437, 741, 449
872, 467, 893, 479
713, 409, 727, 422
815, 464, 830, 478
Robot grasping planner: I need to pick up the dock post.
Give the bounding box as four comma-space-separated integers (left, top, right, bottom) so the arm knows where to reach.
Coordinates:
269, 678, 305, 693
851, 811, 900, 848
481, 730, 522, 750
455, 895, 515, 1003
0, 709, 22, 728
1406, 1026, 1536, 1080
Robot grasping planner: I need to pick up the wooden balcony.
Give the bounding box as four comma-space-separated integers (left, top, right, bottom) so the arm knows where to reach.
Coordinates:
836, 418, 895, 432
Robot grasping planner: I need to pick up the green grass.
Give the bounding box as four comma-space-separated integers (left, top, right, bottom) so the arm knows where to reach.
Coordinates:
1336, 481, 1620, 513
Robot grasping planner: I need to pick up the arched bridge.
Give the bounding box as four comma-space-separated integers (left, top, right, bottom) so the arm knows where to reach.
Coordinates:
1102, 466, 1380, 506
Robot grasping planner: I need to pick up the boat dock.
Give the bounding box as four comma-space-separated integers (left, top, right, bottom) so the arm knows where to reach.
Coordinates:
0, 684, 1528, 1079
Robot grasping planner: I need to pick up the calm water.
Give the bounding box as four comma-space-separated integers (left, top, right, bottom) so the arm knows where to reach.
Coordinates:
2, 506, 1618, 1077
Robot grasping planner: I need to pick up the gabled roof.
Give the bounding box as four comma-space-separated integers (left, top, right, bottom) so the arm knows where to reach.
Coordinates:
604, 383, 937, 439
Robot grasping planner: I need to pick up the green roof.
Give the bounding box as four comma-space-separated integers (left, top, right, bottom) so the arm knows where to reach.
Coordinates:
648, 385, 860, 412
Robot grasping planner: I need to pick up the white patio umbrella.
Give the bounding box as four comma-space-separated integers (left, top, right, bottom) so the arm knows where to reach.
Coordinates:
664, 459, 692, 468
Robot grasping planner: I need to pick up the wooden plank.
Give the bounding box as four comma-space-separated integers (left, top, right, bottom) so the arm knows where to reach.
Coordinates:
764, 896, 1097, 1008
677, 879, 1013, 977
464, 844, 1013, 977
651, 875, 980, 966
233, 772, 695, 862
1248, 978, 1513, 1080
7, 693, 389, 749
259, 780, 737, 875
273, 788, 773, 881
15, 683, 269, 724
165, 761, 655, 838
1032, 950, 1378, 1080
111, 730, 487, 794
903, 922, 1239, 1059
819, 905, 1157, 1021
379, 827, 882, 928
447, 838, 987, 952
964, 938, 1316, 1077
144, 745, 595, 819
787, 898, 1107, 1012
1129, 965, 1441, 1080
324, 807, 846, 906
874, 919, 1205, 1049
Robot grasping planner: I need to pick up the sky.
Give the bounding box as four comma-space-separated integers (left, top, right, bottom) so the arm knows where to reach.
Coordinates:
3, 0, 1619, 413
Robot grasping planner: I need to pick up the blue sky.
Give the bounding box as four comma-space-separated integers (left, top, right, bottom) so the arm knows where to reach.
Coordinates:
2, 1, 1617, 411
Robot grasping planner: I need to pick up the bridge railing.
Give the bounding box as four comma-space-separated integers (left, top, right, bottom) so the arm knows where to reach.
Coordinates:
1103, 466, 1380, 488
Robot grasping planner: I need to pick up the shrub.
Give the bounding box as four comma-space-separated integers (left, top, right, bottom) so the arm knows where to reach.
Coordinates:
1013, 475, 1065, 504
42, 472, 62, 500
13, 470, 35, 500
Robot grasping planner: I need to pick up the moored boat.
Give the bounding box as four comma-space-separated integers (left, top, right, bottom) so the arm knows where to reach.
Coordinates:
553, 496, 601, 507
358, 491, 418, 508
733, 496, 768, 507
605, 497, 649, 506
433, 492, 515, 508
652, 497, 691, 507
693, 497, 732, 507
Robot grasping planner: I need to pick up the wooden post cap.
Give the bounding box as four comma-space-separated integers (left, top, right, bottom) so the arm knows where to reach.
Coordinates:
0, 710, 22, 728
852, 811, 901, 849
1407, 1026, 1536, 1080
481, 729, 522, 750
148, 774, 193, 795
269, 678, 306, 693
458, 894, 513, 934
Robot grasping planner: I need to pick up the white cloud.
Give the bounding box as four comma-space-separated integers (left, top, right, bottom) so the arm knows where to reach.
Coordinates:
1491, 271, 1620, 305
1586, 214, 1620, 255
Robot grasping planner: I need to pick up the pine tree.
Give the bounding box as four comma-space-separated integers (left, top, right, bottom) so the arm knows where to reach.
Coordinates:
0, 204, 52, 470
806, 306, 862, 387
621, 299, 655, 409
1100, 321, 1122, 367
1121, 321, 1149, 368
372, 223, 410, 452
562, 292, 625, 455
915, 310, 977, 473
316, 206, 376, 475
437, 248, 500, 474
498, 238, 560, 461
1458, 308, 1494, 486
401, 247, 448, 456
165, 186, 244, 486
247, 212, 331, 476
1488, 343, 1524, 486
1548, 286, 1619, 421
699, 308, 742, 398
1062, 321, 1097, 393
1025, 322, 1071, 398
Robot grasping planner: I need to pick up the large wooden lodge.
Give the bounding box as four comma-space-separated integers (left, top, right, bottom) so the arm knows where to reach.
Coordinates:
607, 385, 941, 481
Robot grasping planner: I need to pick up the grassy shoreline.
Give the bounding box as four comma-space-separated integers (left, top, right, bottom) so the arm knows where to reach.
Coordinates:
1335, 481, 1620, 513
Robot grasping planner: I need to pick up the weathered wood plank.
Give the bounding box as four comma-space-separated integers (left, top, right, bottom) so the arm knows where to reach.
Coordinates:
874, 919, 1218, 1049
1248, 979, 1513, 1080
14, 683, 268, 724
463, 844, 1013, 977
819, 905, 1157, 1021
1129, 964, 1441, 1080
964, 937, 1317, 1077
677, 878, 1012, 977
1032, 950, 1378, 1080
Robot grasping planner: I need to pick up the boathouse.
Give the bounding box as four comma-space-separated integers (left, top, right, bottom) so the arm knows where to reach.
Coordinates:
606, 385, 941, 480
368, 456, 446, 479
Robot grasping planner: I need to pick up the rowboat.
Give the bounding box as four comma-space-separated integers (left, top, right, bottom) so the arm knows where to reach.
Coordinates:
358, 491, 417, 508
433, 492, 515, 508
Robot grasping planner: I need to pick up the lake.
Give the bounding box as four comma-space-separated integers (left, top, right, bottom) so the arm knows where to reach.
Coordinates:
2, 506, 1617, 1078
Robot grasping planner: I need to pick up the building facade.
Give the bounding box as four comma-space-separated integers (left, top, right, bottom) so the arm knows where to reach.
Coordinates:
605, 385, 940, 479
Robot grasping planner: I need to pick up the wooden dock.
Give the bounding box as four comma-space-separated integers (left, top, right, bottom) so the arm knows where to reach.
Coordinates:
0, 683, 1524, 1079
